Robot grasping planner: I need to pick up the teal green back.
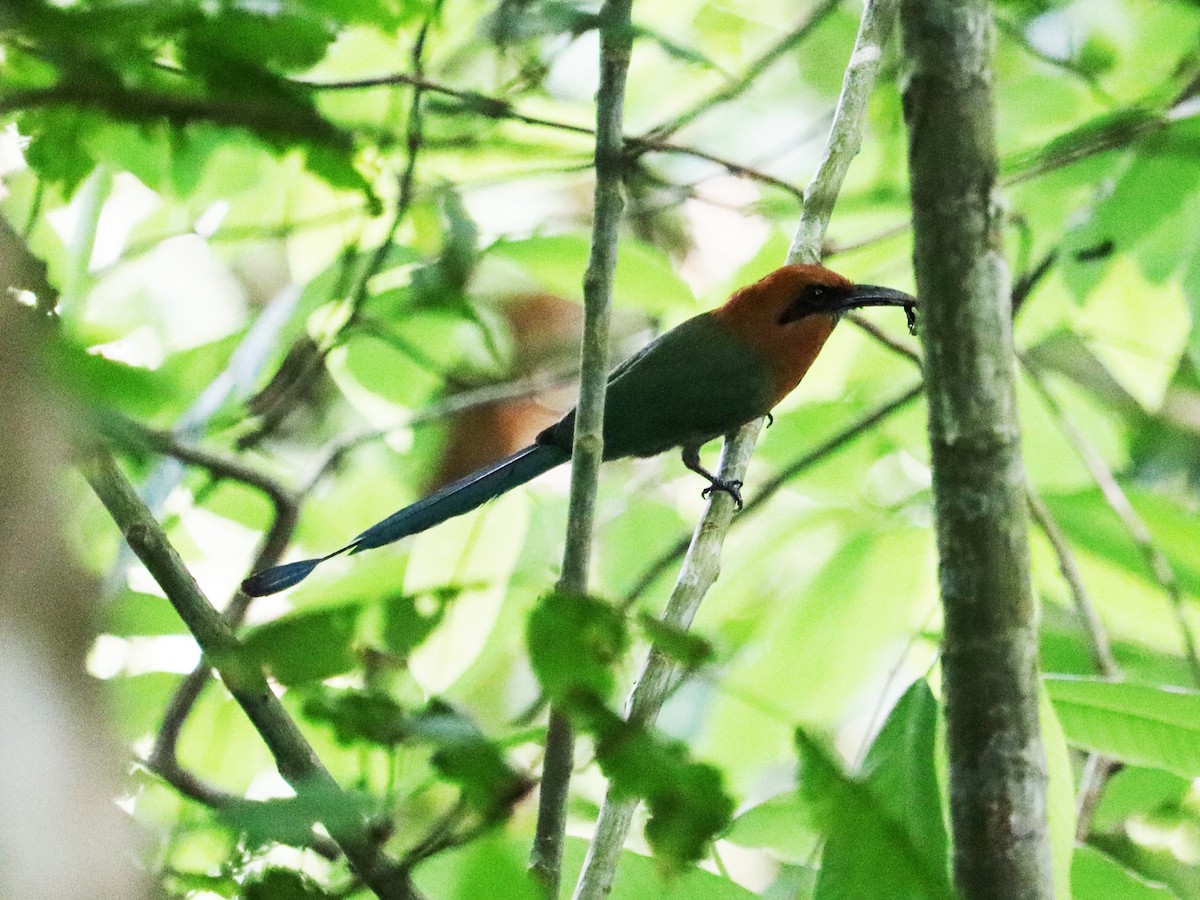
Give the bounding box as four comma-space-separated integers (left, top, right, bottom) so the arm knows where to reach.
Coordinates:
542, 313, 773, 459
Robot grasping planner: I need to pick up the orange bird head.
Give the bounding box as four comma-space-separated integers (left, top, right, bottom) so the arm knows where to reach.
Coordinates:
712, 264, 916, 408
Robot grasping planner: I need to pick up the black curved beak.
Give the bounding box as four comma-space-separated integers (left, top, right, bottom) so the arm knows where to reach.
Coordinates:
838, 284, 917, 314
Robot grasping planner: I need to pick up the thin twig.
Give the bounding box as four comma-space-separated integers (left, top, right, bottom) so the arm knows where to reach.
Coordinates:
643, 0, 843, 141
119, 424, 304, 797
573, 3, 901, 897
1020, 359, 1200, 686
1025, 488, 1119, 678
1074, 754, 1121, 842
531, 0, 634, 894
1025, 487, 1122, 842
305, 71, 803, 198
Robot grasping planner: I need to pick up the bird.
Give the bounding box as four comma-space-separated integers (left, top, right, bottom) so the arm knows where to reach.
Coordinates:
241, 264, 916, 597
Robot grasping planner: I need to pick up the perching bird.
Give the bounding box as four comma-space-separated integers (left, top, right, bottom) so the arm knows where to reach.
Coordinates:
242, 264, 916, 597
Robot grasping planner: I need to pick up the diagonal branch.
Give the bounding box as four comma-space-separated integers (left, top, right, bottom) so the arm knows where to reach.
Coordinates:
1021, 358, 1200, 686
81, 447, 418, 900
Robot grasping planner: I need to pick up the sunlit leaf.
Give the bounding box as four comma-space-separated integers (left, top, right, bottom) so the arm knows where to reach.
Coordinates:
1045, 676, 1200, 777
1040, 685, 1076, 900
240, 603, 363, 685
1071, 845, 1176, 900
809, 680, 955, 900
527, 591, 628, 704
488, 234, 695, 313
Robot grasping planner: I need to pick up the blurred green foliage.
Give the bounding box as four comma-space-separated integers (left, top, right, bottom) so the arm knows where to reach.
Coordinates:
4, 0, 1200, 895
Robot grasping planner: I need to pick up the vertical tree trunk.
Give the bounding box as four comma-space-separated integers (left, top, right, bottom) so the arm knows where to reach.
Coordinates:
900, 2, 1054, 897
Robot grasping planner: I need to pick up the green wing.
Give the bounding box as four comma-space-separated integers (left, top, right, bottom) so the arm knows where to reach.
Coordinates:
598, 313, 772, 459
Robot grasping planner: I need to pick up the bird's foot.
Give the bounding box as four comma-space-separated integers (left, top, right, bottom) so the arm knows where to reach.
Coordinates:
765, 413, 774, 428
701, 478, 744, 510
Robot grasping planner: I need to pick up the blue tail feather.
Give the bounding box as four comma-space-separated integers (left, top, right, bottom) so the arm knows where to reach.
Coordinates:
240, 443, 569, 597
350, 443, 569, 552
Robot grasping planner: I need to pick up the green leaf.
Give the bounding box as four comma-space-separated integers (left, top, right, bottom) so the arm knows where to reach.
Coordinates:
414, 832, 757, 900
305, 691, 529, 819
240, 603, 363, 685
1044, 676, 1200, 777
1090, 766, 1191, 833
302, 686, 407, 745
218, 781, 373, 851
526, 592, 629, 704
636, 613, 715, 669
1071, 845, 1176, 900
1042, 488, 1200, 598
403, 492, 530, 693
104, 590, 187, 636
1065, 117, 1200, 288
1040, 684, 1077, 900
810, 679, 956, 900
488, 234, 695, 313
244, 867, 334, 900
724, 791, 822, 861
380, 586, 464, 658
406, 700, 533, 821
41, 329, 172, 417
563, 836, 758, 899
590, 702, 735, 869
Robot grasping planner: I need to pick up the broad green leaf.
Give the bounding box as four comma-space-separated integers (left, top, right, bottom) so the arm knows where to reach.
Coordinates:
1042, 488, 1200, 598
1090, 766, 1191, 832
216, 780, 373, 851
104, 590, 187, 636
1045, 676, 1200, 777
413, 833, 756, 900
302, 687, 407, 745
724, 790, 822, 861
1068, 256, 1190, 410
810, 680, 955, 900
488, 234, 695, 313
405, 700, 533, 821
527, 591, 628, 704
563, 837, 756, 899
405, 491, 529, 693
698, 525, 937, 791
42, 329, 172, 416
555, 696, 734, 869
1071, 845, 1176, 900
380, 586, 464, 658
239, 603, 362, 685
636, 612, 715, 669
243, 867, 334, 899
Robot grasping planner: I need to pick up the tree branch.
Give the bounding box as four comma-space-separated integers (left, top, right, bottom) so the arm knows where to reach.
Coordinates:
573, 2, 902, 896
80, 448, 418, 900
530, 0, 634, 894
901, 2, 1053, 896
306, 72, 804, 198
